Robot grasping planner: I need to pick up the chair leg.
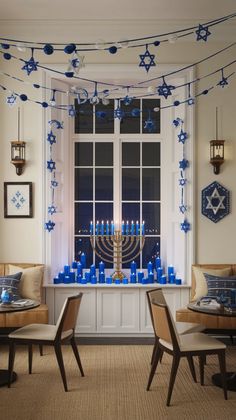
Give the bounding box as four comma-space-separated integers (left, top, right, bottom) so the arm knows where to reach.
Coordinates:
28, 344, 33, 374
166, 355, 180, 407
187, 355, 197, 382
218, 350, 228, 400
199, 355, 205, 385
8, 341, 16, 388
70, 336, 84, 377
230, 335, 234, 345
146, 346, 162, 391
39, 345, 43, 356
54, 343, 68, 392
151, 338, 158, 364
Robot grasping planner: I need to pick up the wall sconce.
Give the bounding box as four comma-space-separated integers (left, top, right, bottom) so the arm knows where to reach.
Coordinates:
11, 108, 26, 175
11, 140, 26, 175
209, 107, 225, 175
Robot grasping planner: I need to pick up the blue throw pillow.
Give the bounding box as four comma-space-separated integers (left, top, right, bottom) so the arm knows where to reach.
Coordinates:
204, 273, 236, 303
0, 272, 22, 302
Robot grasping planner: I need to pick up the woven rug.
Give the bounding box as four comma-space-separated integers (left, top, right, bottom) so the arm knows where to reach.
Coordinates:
0, 344, 236, 420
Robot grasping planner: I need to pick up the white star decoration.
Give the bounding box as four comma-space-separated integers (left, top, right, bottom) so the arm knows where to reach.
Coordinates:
206, 187, 225, 215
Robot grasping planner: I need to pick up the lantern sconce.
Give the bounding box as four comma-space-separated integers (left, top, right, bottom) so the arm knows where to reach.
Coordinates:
11, 108, 26, 176
209, 107, 225, 175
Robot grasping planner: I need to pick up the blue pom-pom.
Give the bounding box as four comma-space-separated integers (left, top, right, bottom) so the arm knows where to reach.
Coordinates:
173, 100, 180, 106
1, 43, 10, 49
131, 108, 140, 117
20, 94, 28, 101
3, 53, 11, 60
64, 43, 76, 54
109, 46, 117, 54
41, 102, 49, 108
202, 89, 209, 95
43, 44, 54, 55
154, 40, 160, 46
33, 84, 40, 89
65, 71, 74, 78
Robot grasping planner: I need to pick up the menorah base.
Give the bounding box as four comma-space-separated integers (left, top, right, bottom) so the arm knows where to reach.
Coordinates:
112, 270, 126, 281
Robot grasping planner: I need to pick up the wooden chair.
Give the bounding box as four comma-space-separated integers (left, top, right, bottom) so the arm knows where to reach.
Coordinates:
8, 293, 84, 392
146, 288, 205, 364
146, 292, 227, 406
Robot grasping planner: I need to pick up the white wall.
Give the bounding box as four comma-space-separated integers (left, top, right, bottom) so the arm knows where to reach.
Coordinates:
0, 21, 235, 264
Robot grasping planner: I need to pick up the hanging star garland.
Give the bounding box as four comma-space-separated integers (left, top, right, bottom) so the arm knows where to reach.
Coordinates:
47, 130, 56, 145
114, 104, 125, 120
49, 120, 64, 129
48, 205, 57, 215
47, 158, 56, 172
180, 219, 190, 233
179, 158, 189, 170
6, 93, 17, 106
21, 48, 39, 75
68, 51, 85, 74
68, 105, 76, 117
144, 110, 155, 132
217, 69, 229, 88
157, 78, 175, 99
45, 220, 55, 232
139, 45, 156, 73
51, 179, 59, 188
178, 129, 188, 144
195, 24, 211, 42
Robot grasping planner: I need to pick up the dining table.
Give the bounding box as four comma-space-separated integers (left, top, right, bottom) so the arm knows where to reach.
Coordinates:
188, 299, 236, 391
0, 299, 40, 387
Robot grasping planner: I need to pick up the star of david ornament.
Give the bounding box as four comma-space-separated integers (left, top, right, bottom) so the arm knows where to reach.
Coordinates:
157, 79, 175, 99
173, 118, 183, 127
187, 97, 195, 105
202, 181, 230, 223
144, 117, 155, 132
45, 220, 55, 232
179, 178, 187, 186
139, 46, 156, 73
47, 159, 56, 172
179, 204, 187, 214
179, 159, 189, 170
51, 180, 59, 188
181, 219, 190, 233
22, 49, 39, 75
68, 52, 85, 74
195, 24, 211, 42
114, 106, 124, 120
178, 129, 188, 144
68, 105, 76, 117
217, 77, 228, 88
47, 130, 56, 145
48, 205, 57, 215
49, 120, 64, 129
123, 95, 133, 105
6, 93, 17, 107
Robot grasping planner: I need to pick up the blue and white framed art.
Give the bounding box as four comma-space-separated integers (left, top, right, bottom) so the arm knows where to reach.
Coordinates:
201, 181, 230, 223
4, 182, 33, 218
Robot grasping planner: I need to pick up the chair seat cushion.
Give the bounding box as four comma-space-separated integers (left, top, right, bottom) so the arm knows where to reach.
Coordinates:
160, 332, 226, 352
9, 323, 73, 341
176, 321, 205, 335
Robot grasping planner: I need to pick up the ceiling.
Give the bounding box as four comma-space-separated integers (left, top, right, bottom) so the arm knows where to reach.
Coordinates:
0, 0, 235, 21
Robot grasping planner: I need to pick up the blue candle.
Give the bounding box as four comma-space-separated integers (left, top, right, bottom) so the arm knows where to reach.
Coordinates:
160, 274, 167, 284
64, 265, 70, 275
131, 220, 135, 235
80, 253, 86, 269
59, 271, 65, 282
169, 273, 175, 284
90, 264, 96, 276
77, 274, 82, 283
106, 276, 113, 284
125, 220, 129, 235
85, 271, 91, 282
130, 273, 136, 283
148, 272, 154, 283
115, 278, 120, 284
175, 278, 182, 285
81, 277, 87, 284
101, 220, 104, 236
130, 260, 137, 274
138, 271, 144, 283
106, 220, 110, 235
69, 271, 75, 283
168, 265, 174, 276
135, 221, 140, 236
77, 262, 83, 276
99, 272, 105, 283
121, 220, 125, 235
147, 261, 153, 273
142, 221, 145, 235
64, 275, 71, 284
155, 257, 161, 269
157, 267, 163, 281
53, 276, 60, 284
90, 221, 93, 235
122, 277, 128, 284
142, 277, 148, 284
111, 221, 114, 235
95, 221, 99, 235
91, 275, 97, 284
72, 261, 77, 269
99, 261, 105, 273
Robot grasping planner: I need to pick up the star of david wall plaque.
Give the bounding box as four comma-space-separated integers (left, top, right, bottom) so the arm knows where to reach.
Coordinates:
201, 181, 230, 223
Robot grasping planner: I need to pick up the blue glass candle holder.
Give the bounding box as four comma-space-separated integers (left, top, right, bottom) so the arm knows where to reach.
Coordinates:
148, 272, 154, 283
157, 267, 163, 282
155, 257, 161, 269
90, 264, 96, 276
147, 261, 153, 273
85, 271, 91, 283
58, 271, 65, 282
130, 261, 137, 274
80, 253, 86, 269
77, 275, 82, 283
72, 261, 77, 269
115, 279, 120, 284
81, 277, 87, 284
77, 262, 83, 276
142, 277, 148, 285
99, 261, 105, 273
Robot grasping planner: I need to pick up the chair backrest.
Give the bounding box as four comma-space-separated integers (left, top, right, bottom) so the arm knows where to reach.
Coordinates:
146, 288, 167, 331
55, 293, 83, 339
150, 298, 180, 350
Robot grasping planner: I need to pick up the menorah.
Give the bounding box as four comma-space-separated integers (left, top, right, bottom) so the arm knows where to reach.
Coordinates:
90, 221, 145, 281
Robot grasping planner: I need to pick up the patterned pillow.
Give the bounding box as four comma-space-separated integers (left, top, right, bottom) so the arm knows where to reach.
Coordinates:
0, 272, 22, 302
204, 273, 236, 303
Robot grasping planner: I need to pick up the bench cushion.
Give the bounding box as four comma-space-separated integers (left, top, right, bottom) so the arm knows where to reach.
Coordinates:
8, 264, 44, 302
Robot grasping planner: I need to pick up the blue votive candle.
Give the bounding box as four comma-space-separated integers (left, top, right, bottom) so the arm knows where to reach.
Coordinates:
160, 274, 167, 284
85, 271, 91, 283
53, 277, 60, 284
168, 265, 174, 276
59, 271, 65, 282
99, 261, 105, 273
115, 279, 120, 284
138, 271, 144, 283
122, 277, 128, 284
147, 261, 153, 273
169, 273, 175, 284
148, 272, 154, 283
155, 257, 161, 269
130, 273, 137, 283
175, 278, 182, 285
77, 275, 82, 283
130, 261, 137, 274
80, 253, 86, 269
72, 261, 77, 269
69, 271, 75, 283
90, 264, 96, 276
64, 275, 71, 284
106, 276, 113, 284
91, 275, 97, 284
157, 267, 163, 282
81, 277, 87, 284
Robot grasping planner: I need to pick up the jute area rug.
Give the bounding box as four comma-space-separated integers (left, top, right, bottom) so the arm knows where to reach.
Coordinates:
0, 344, 236, 420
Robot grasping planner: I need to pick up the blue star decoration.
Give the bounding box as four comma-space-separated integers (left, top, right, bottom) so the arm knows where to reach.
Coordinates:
114, 106, 125, 120
178, 129, 188, 144
179, 205, 187, 214
6, 93, 17, 107
157, 79, 175, 99
51, 180, 59, 188
195, 24, 211, 42
179, 178, 187, 186
173, 118, 183, 127
48, 205, 57, 215
139, 46, 156, 73
179, 158, 189, 170
144, 117, 155, 132
217, 76, 228, 88
47, 159, 56, 172
123, 95, 133, 106
45, 220, 55, 232
21, 49, 39, 75
180, 219, 190, 233
49, 120, 64, 129
68, 105, 76, 117
47, 130, 56, 145
187, 97, 195, 106
202, 181, 230, 223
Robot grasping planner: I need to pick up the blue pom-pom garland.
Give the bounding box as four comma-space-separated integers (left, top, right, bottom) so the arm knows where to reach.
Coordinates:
43, 44, 54, 55
1, 43, 10, 49
3, 53, 11, 60
20, 94, 28, 101
64, 43, 76, 54
109, 46, 117, 54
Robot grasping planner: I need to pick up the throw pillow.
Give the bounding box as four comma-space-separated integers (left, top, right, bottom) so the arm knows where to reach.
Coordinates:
0, 272, 22, 302
192, 266, 231, 301
8, 265, 44, 302
204, 273, 236, 303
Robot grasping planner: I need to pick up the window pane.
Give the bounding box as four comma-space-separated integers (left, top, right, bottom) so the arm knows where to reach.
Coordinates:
75, 168, 93, 200
95, 203, 113, 223
95, 100, 114, 134
74, 101, 93, 134
95, 169, 113, 200
142, 203, 160, 235
142, 99, 161, 134
122, 169, 140, 200
75, 203, 92, 235
75, 142, 93, 166
142, 142, 160, 166
122, 143, 140, 166
120, 99, 140, 134
95, 143, 113, 166
74, 237, 93, 268
122, 203, 140, 224
142, 237, 161, 268
142, 168, 160, 200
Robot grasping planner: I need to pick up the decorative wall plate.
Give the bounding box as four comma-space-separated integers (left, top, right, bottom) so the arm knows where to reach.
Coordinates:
201, 181, 230, 223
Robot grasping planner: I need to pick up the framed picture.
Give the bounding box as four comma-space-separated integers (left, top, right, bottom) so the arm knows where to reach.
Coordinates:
4, 182, 33, 218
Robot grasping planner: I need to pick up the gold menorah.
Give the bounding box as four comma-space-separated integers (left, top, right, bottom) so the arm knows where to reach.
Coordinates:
90, 229, 145, 280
